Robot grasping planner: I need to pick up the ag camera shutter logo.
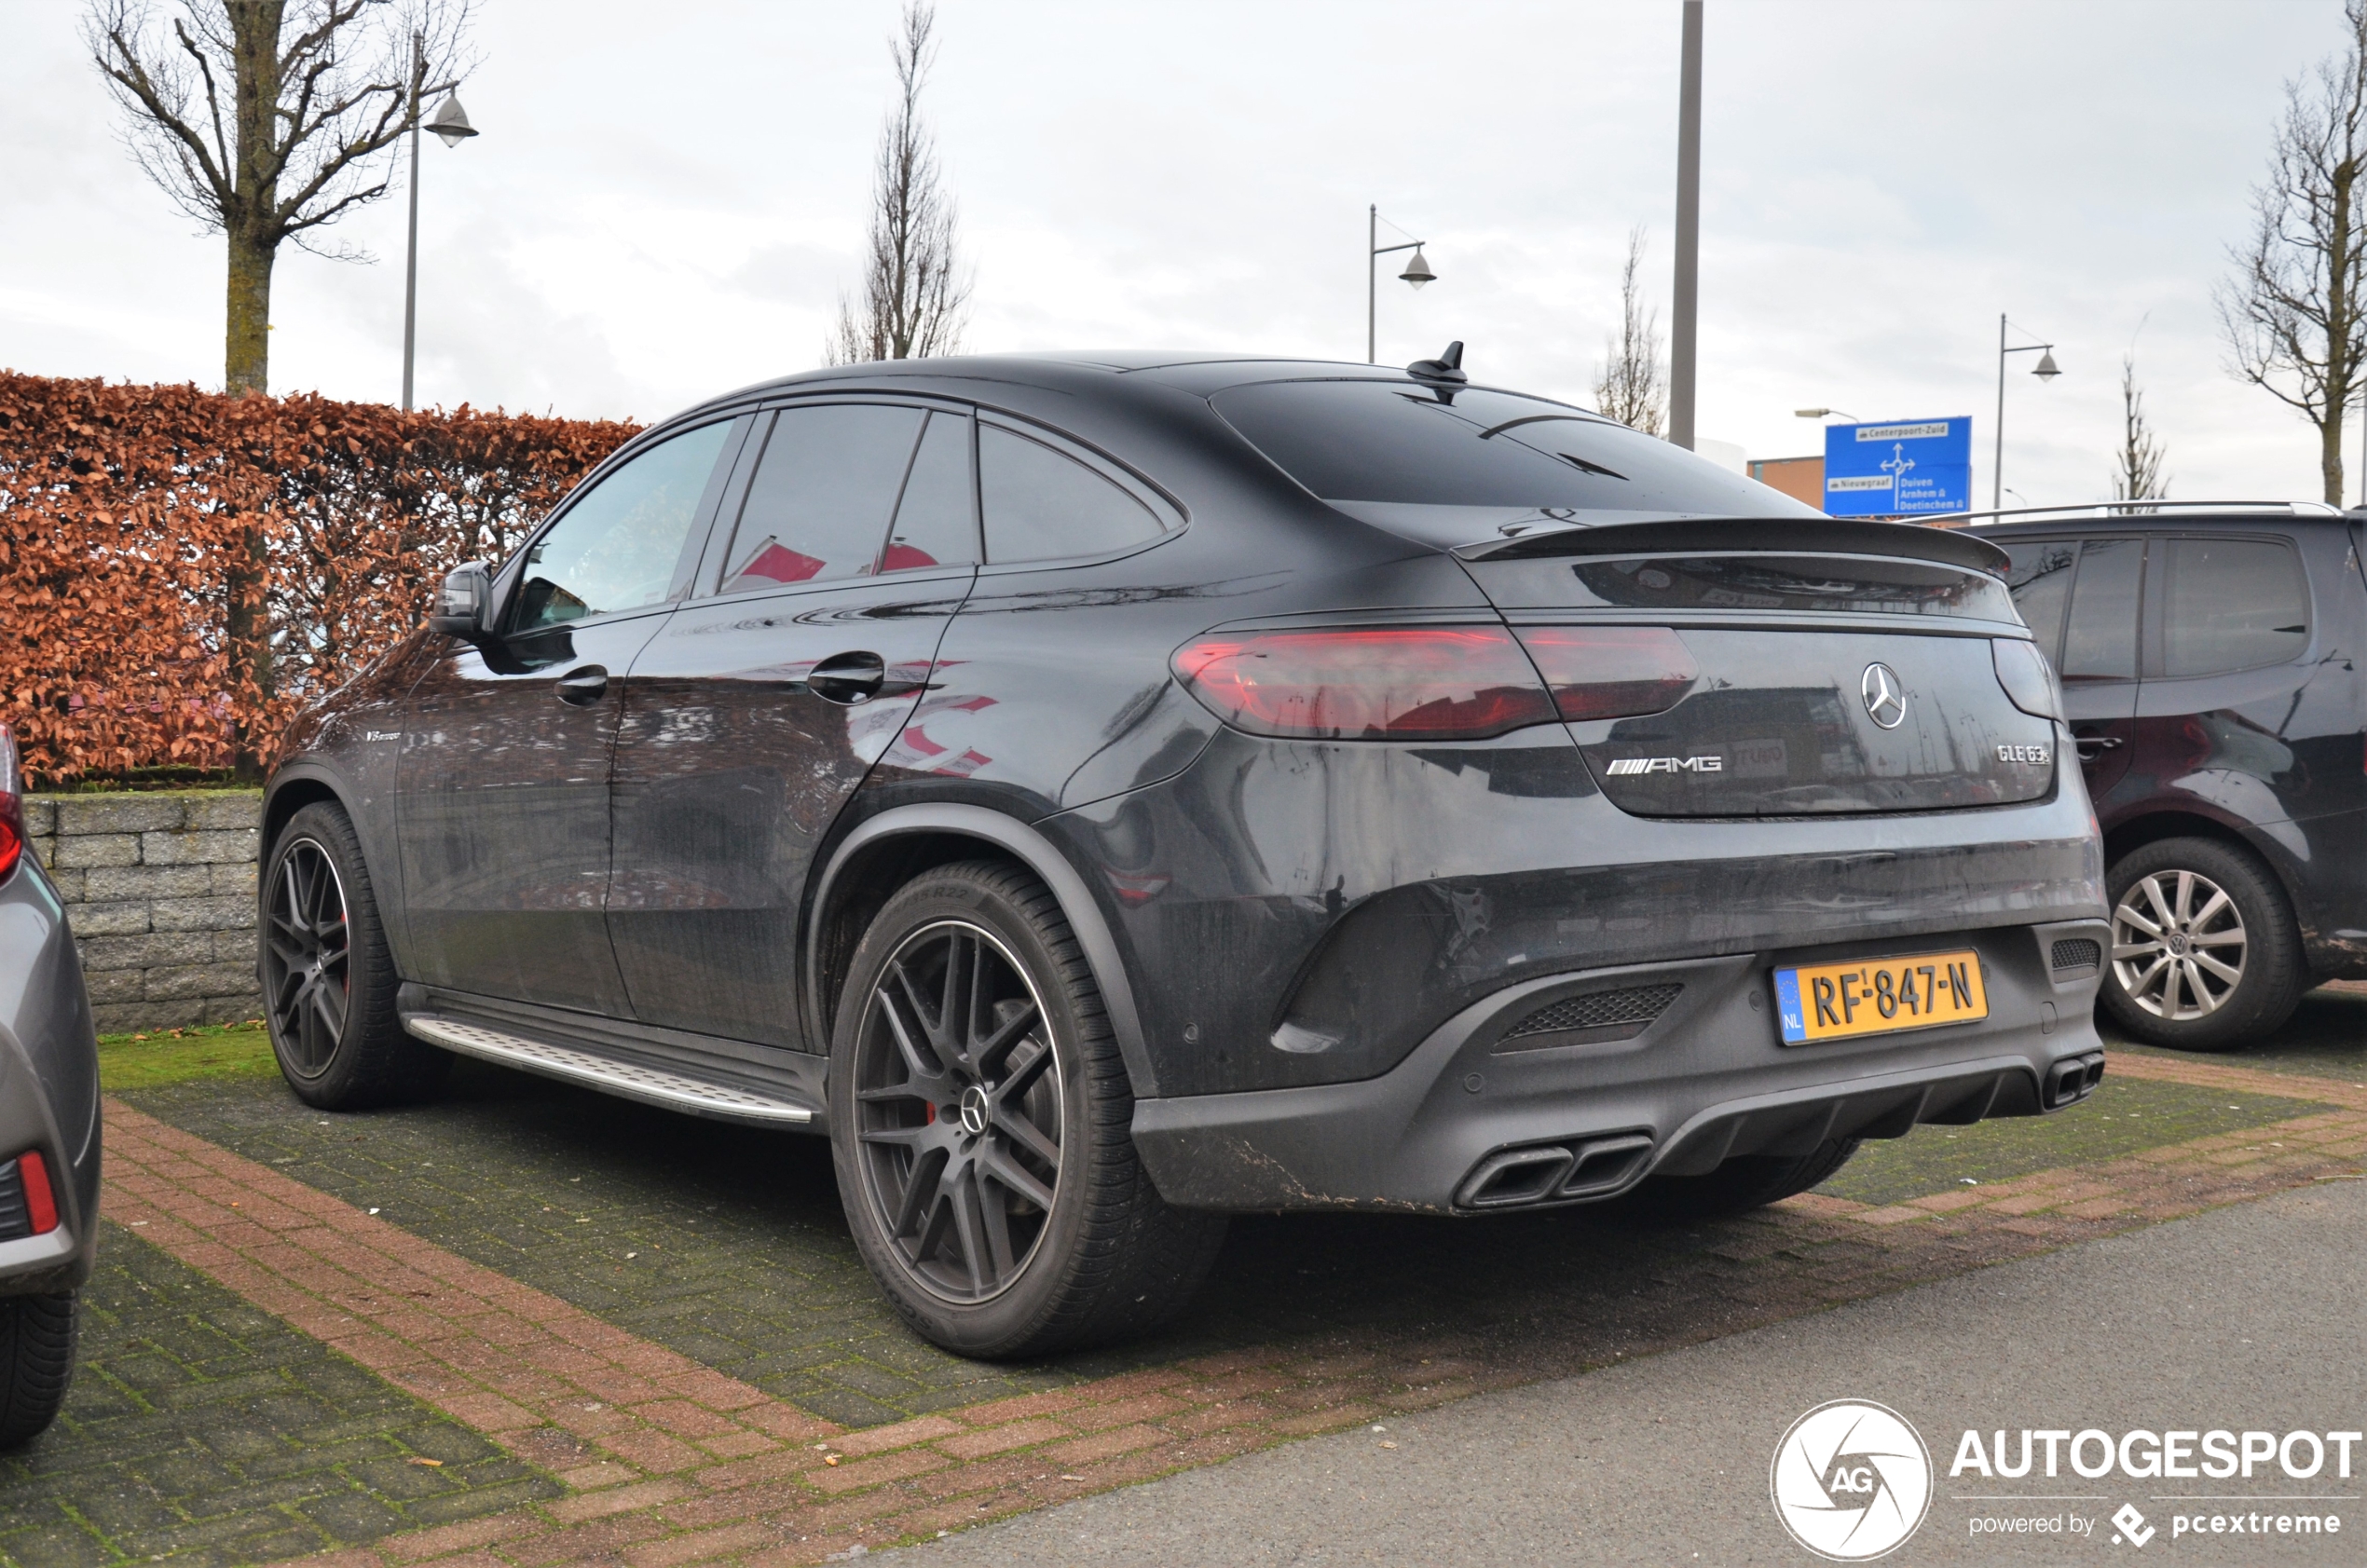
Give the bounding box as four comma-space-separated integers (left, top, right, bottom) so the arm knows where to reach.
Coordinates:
1771, 1400, 1933, 1561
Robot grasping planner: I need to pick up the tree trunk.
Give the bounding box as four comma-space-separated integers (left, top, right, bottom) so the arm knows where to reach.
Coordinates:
223, 511, 272, 781
2325, 157, 2356, 505
223, 225, 277, 777
224, 2, 284, 773
224, 226, 273, 396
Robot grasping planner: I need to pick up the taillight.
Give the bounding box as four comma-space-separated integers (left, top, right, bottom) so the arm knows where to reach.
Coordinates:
15, 1150, 58, 1234
0, 723, 21, 884
1512, 626, 1699, 721
1172, 627, 1557, 740
1991, 637, 2064, 721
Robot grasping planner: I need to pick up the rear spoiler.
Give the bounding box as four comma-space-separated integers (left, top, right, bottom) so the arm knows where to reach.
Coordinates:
1455, 516, 2010, 575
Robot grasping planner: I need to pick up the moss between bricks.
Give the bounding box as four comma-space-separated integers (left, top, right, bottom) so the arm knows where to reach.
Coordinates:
1819, 1075, 2327, 1207
0, 1221, 561, 1567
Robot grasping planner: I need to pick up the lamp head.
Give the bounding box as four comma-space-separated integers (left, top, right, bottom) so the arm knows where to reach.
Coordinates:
427, 95, 478, 147
1398, 245, 1435, 290
2032, 348, 2060, 381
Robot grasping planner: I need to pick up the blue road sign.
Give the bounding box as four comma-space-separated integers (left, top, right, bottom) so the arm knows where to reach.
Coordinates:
1823, 416, 1972, 516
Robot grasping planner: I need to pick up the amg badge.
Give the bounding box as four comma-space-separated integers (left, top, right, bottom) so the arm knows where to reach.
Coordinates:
1605, 755, 1724, 775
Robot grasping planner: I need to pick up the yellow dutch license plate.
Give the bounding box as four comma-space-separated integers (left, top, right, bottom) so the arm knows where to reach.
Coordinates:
1772, 949, 1988, 1044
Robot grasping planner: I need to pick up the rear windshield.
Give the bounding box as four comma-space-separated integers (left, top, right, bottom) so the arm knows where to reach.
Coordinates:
1212, 380, 1815, 517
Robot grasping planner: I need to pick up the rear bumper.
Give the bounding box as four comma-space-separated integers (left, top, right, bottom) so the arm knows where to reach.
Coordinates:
1129, 916, 2111, 1214
1051, 721, 2105, 1100
0, 861, 103, 1295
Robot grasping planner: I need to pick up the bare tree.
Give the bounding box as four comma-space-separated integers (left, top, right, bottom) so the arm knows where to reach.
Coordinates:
87, 0, 473, 398
827, 2, 970, 365
2114, 350, 2169, 510
2218, 0, 2367, 505
1593, 226, 1665, 436
87, 0, 471, 771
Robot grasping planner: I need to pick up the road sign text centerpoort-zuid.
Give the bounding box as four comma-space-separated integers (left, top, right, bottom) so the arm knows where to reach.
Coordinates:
1822, 416, 1972, 516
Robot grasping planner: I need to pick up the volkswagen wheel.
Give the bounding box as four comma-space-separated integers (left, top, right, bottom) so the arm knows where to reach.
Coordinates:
2100, 837, 2304, 1052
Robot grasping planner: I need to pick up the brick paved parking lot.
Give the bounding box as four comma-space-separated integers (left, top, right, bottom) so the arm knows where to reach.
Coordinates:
6, 986, 2360, 1567
0, 1229, 554, 1568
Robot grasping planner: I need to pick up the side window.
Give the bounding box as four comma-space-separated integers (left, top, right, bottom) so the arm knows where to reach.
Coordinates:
2159, 537, 2310, 676
978, 422, 1164, 563
2000, 538, 2078, 663
881, 411, 978, 573
512, 422, 732, 633
719, 403, 925, 593
2060, 538, 2142, 682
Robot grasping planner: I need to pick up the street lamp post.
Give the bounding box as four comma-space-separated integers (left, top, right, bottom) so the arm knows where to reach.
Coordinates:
1669, 0, 1703, 450
1992, 314, 2061, 509
1367, 205, 1436, 364
401, 34, 479, 412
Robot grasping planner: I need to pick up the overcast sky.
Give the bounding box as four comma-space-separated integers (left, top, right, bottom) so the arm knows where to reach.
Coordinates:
0, 0, 2352, 509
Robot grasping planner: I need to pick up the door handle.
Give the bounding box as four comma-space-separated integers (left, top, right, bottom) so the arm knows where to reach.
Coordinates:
2073, 734, 2124, 757
807, 651, 886, 704
554, 665, 609, 706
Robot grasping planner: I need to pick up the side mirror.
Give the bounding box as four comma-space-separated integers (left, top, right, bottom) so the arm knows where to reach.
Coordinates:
429, 562, 494, 639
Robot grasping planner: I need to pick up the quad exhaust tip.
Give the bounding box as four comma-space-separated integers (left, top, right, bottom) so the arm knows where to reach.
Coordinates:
1456, 1132, 1657, 1210
2044, 1051, 2107, 1111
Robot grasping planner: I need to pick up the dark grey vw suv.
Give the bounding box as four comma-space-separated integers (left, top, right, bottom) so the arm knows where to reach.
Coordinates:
262, 350, 2110, 1356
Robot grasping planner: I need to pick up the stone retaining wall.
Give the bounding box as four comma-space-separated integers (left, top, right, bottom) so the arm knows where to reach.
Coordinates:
21, 790, 263, 1034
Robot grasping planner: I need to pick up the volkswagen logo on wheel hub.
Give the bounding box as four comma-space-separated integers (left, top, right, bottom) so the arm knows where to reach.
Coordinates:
1861, 662, 1908, 729
1771, 1399, 1932, 1560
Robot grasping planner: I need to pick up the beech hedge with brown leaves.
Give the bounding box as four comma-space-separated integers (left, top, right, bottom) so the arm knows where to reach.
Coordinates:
0, 371, 638, 783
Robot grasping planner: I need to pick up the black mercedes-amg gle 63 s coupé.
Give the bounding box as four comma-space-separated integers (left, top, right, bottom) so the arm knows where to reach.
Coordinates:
261, 348, 2109, 1356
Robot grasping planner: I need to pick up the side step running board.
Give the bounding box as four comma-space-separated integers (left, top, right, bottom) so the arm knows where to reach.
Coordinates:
403, 1015, 818, 1126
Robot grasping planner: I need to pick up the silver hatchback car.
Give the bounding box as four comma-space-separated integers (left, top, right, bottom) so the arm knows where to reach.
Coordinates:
0, 724, 101, 1445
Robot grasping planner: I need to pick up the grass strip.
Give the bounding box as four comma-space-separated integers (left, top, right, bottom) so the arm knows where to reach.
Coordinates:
98, 1018, 276, 1090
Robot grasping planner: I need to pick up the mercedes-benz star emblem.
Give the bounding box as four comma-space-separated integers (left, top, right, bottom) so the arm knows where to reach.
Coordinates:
1861, 662, 1908, 729
958, 1084, 991, 1137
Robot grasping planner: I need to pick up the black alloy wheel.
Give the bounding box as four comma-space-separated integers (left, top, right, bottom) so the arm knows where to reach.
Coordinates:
263, 837, 350, 1078
853, 918, 1066, 1302
258, 801, 447, 1109
829, 861, 1226, 1358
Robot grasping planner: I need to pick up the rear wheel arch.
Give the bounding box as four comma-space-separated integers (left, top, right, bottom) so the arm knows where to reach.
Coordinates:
2101, 809, 2314, 934
805, 805, 1160, 1098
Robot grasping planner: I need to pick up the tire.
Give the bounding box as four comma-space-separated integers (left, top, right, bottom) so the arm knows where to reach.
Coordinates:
0, 1291, 78, 1448
2100, 837, 2305, 1053
828, 860, 1226, 1358
1621, 1139, 1863, 1222
260, 802, 448, 1110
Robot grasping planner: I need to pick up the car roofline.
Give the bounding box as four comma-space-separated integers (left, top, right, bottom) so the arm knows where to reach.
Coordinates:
1940, 500, 2346, 528
667, 352, 1612, 426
